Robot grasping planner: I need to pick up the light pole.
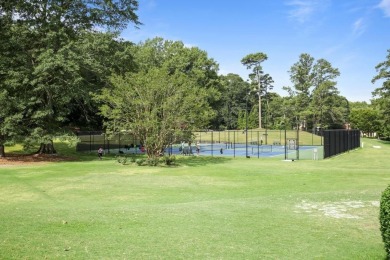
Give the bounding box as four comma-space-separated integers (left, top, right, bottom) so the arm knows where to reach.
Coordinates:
264, 86, 268, 145
245, 89, 249, 158
245, 82, 249, 158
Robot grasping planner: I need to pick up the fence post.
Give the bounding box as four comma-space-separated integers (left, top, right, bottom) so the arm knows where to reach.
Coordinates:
284, 127, 287, 160
89, 132, 92, 153
92, 133, 94, 153
233, 131, 236, 158
257, 131, 259, 158
297, 123, 300, 160
118, 132, 121, 151
211, 131, 213, 157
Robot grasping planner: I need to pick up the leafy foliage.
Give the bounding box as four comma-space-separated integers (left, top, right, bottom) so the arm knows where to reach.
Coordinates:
116, 155, 128, 165
0, 0, 141, 31
380, 185, 390, 257
350, 108, 380, 136
372, 49, 390, 139
160, 155, 176, 166
96, 38, 219, 159
0, 0, 140, 155
284, 53, 345, 130
218, 74, 249, 129
241, 52, 272, 129
98, 67, 214, 159
135, 158, 145, 166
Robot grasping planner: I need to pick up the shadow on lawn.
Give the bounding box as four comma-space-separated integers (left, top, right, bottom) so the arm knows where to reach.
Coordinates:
3, 142, 233, 167
377, 139, 390, 145
3, 142, 95, 164
54, 141, 234, 166
175, 156, 232, 167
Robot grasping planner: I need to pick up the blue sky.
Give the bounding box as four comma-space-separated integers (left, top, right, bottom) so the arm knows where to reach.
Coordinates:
121, 0, 390, 102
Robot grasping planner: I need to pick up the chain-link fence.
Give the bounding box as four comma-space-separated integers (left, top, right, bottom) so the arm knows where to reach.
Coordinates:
76, 131, 143, 154
76, 129, 324, 160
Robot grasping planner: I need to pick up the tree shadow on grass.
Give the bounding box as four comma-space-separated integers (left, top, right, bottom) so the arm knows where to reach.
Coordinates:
175, 156, 232, 167
3, 142, 234, 167
2, 142, 98, 164
377, 139, 390, 145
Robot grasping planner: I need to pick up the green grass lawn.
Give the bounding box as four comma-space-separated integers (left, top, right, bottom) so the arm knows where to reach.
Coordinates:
0, 138, 389, 259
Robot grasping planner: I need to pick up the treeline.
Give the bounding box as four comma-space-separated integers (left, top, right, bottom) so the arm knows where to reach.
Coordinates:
1, 1, 389, 158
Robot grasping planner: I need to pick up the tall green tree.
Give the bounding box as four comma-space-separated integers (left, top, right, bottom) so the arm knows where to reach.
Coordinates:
311, 58, 342, 128
284, 53, 342, 130
97, 38, 219, 158
131, 37, 221, 128
1, 0, 141, 31
0, 14, 23, 156
266, 93, 286, 129
218, 73, 248, 130
65, 32, 137, 129
0, 0, 140, 156
133, 38, 219, 89
284, 53, 314, 121
350, 108, 380, 137
372, 49, 390, 139
97, 68, 214, 159
241, 52, 271, 129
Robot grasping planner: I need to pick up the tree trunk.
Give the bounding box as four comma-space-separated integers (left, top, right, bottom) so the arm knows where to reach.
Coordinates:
259, 94, 262, 129
36, 140, 57, 154
0, 144, 5, 157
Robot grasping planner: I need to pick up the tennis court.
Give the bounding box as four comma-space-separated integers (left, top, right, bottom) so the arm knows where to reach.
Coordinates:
165, 143, 324, 160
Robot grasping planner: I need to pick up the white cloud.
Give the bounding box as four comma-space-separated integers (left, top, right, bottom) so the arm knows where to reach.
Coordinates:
352, 18, 366, 36
286, 0, 329, 23
141, 0, 157, 9
378, 0, 390, 16
287, 0, 315, 23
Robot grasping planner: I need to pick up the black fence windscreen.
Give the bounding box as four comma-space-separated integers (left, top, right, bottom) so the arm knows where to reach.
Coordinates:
323, 129, 360, 159
75, 131, 142, 154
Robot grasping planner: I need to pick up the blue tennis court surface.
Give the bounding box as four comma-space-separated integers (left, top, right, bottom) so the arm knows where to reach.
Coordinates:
165, 143, 323, 159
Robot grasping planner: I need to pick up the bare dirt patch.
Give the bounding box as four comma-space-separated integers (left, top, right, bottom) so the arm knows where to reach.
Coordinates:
295, 200, 379, 219
0, 154, 77, 167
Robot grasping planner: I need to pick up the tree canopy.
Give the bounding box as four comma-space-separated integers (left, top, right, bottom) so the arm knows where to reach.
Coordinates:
284, 53, 344, 129
98, 67, 214, 158
97, 38, 219, 158
0, 0, 141, 156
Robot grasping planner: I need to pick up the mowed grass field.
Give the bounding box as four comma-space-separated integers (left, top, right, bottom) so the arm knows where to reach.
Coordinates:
0, 138, 389, 259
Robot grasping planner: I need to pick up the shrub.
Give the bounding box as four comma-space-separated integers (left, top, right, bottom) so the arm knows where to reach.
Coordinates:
135, 158, 145, 166
116, 155, 128, 165
380, 185, 390, 256
160, 155, 176, 166
129, 155, 137, 163
146, 157, 159, 166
